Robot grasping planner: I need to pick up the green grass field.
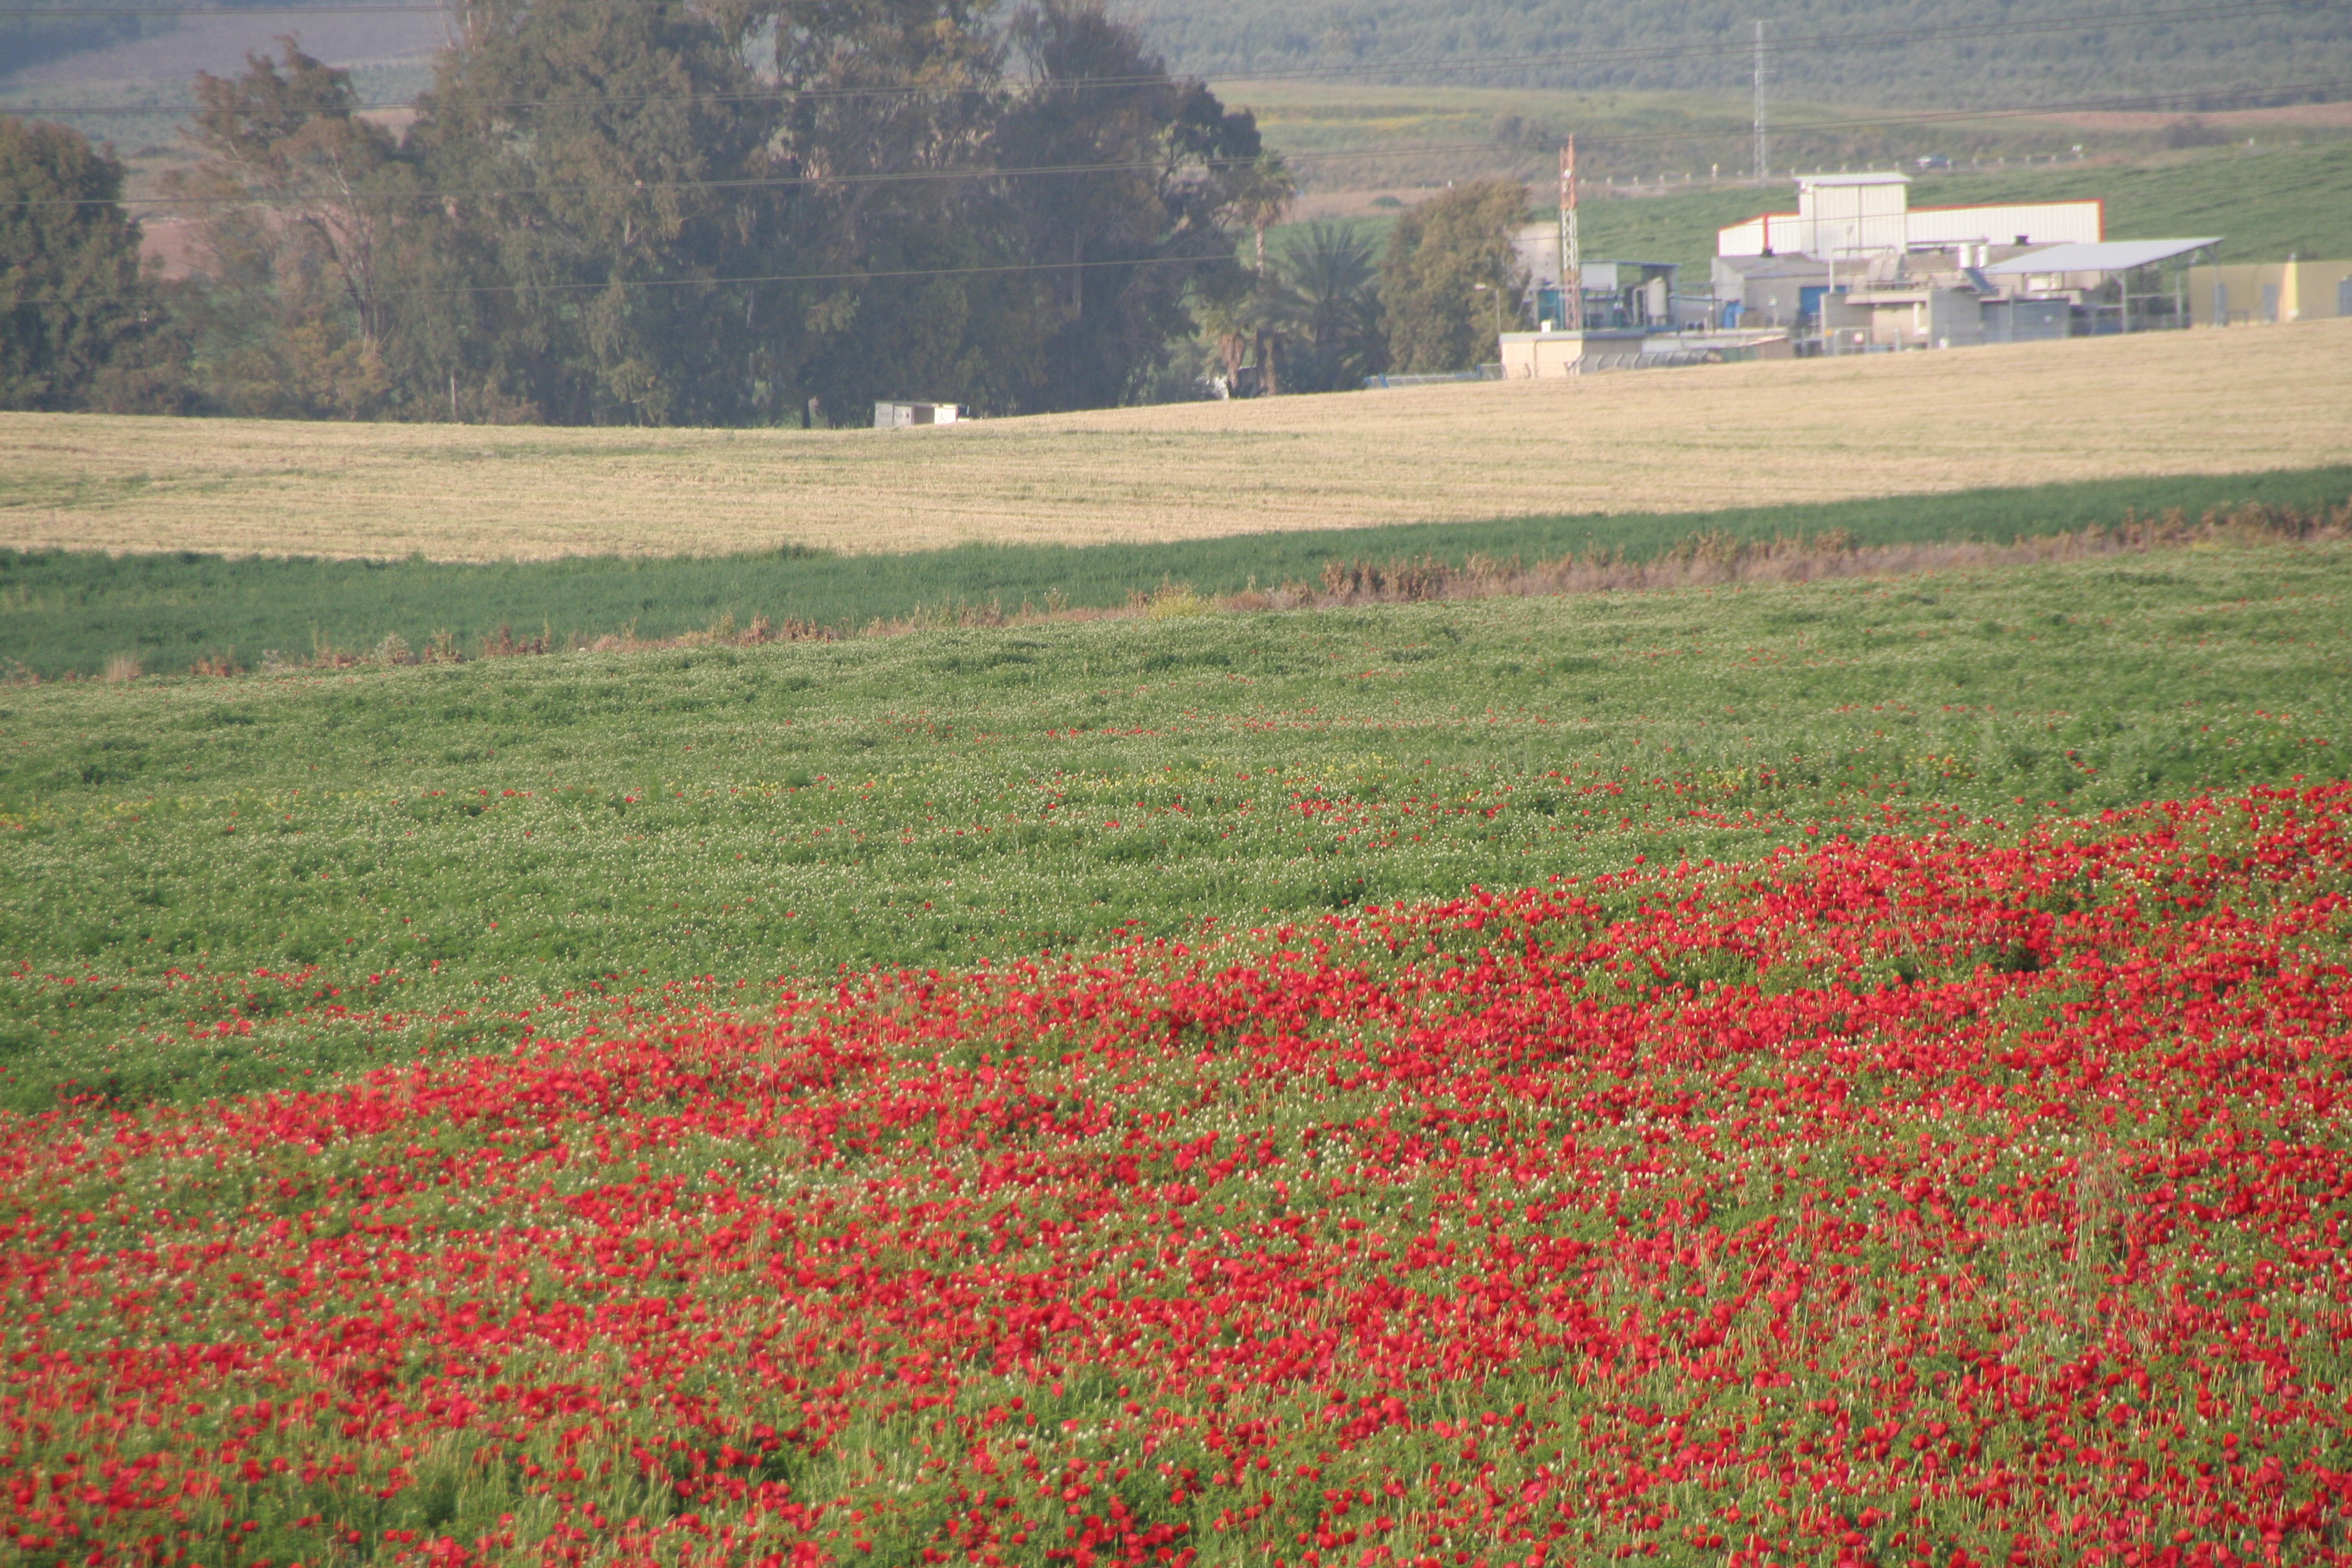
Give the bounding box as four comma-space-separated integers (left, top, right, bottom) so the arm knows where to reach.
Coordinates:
5, 534, 2346, 1112
8, 466, 2347, 680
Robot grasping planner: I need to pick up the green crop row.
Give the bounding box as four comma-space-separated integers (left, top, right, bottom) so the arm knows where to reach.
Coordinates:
2, 535, 2347, 1110
4, 465, 2347, 679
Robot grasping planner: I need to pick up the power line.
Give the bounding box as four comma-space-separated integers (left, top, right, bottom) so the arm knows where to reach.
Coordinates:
1, 244, 1245, 311
5, 74, 2336, 313
7, 66, 2338, 314
0, 0, 2332, 116
0, 1, 456, 13
12, 76, 2344, 212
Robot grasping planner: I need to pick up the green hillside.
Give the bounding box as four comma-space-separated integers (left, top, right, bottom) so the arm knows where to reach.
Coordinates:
1222, 82, 2051, 197
0, 0, 327, 80
1132, 0, 2352, 107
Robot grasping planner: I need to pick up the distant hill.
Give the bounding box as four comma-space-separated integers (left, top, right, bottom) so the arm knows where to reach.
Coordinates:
0, 7, 153, 84
10, 1, 2343, 116
0, 0, 327, 82
1126, 0, 2352, 109
1, 3, 438, 92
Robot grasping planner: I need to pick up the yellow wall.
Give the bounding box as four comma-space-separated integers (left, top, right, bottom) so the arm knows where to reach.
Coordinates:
2187, 261, 2352, 326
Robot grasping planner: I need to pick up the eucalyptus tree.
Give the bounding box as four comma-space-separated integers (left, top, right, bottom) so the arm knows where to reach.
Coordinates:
740, 0, 1026, 421
990, 0, 1267, 411
168, 42, 414, 416
384, 0, 781, 424
1378, 180, 1527, 374
0, 117, 164, 410
139, 0, 1280, 424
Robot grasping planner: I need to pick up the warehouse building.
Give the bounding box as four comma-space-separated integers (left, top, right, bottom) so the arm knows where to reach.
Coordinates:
1711, 255, 1827, 329
1976, 239, 2219, 334
1707, 173, 2232, 349
1489, 169, 2232, 375
2184, 258, 2352, 325
1716, 172, 2103, 261
1710, 172, 2109, 340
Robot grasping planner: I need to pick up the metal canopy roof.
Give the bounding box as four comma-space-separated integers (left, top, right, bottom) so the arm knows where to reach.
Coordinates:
1980, 238, 2221, 274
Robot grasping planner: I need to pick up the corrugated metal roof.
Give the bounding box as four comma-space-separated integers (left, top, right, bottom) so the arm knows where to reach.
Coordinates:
1980, 238, 2221, 274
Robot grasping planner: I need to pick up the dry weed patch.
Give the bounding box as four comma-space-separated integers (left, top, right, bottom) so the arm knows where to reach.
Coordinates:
18, 495, 2336, 683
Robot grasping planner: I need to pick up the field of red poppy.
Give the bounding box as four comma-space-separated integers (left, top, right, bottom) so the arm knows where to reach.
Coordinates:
7, 781, 2352, 1566
5, 542, 2352, 1565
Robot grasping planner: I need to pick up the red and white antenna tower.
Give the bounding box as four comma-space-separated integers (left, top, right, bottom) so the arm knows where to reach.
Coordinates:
1559, 135, 1584, 332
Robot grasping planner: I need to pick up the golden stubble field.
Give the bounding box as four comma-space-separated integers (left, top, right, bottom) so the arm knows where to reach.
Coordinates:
5, 318, 2350, 562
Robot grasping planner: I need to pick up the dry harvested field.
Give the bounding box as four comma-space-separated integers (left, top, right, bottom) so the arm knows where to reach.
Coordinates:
2043, 99, 2352, 135
5, 317, 2349, 561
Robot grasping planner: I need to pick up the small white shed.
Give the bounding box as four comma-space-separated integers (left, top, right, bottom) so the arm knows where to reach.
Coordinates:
874, 400, 967, 429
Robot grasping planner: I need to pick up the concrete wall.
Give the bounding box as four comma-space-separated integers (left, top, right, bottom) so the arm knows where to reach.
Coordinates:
1499, 329, 1792, 376
1712, 258, 1829, 328
1820, 289, 1984, 350
1982, 298, 2072, 343
1497, 329, 1647, 378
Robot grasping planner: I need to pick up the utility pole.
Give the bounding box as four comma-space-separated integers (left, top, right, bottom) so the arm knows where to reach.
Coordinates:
1752, 20, 1768, 185
1825, 239, 1835, 355
1559, 136, 1584, 332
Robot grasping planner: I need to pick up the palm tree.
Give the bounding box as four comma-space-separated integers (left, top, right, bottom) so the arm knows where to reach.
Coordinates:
1189, 217, 1386, 397
1275, 221, 1388, 391
1191, 268, 1301, 397
1233, 150, 1295, 276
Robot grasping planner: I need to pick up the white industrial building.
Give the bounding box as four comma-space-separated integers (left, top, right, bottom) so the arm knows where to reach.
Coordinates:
1708, 172, 2219, 350
1715, 172, 2103, 260
1482, 169, 2215, 380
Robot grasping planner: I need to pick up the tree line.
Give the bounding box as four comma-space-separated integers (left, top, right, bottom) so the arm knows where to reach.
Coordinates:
0, 0, 1533, 426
